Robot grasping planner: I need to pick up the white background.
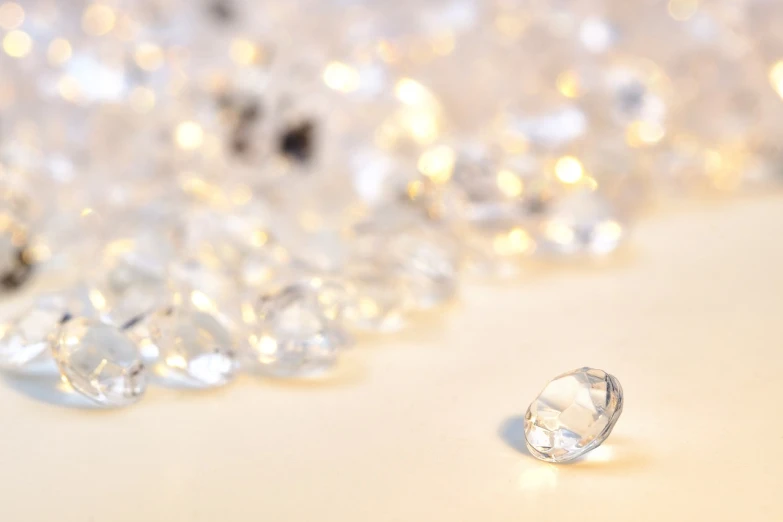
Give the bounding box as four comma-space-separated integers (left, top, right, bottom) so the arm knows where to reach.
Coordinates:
1, 197, 781, 521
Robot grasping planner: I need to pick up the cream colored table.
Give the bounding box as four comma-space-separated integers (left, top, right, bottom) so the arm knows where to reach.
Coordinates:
1, 197, 781, 522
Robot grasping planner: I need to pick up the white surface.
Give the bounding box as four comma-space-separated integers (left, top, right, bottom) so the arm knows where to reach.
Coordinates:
1, 197, 782, 521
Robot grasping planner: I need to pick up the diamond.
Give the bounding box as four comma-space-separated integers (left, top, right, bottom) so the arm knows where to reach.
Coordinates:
148, 299, 238, 388
524, 367, 623, 463
244, 283, 350, 378
52, 318, 147, 407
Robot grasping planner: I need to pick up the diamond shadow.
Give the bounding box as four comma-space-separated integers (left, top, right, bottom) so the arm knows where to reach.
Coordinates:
498, 415, 533, 457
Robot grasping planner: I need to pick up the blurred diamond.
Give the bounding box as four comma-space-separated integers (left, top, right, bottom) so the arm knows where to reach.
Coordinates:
244, 282, 350, 377
52, 318, 146, 407
148, 299, 238, 388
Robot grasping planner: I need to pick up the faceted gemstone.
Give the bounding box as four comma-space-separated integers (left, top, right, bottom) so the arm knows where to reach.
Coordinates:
524, 367, 624, 463
0, 295, 68, 370
537, 190, 625, 256
244, 283, 350, 378
148, 302, 238, 388
52, 318, 147, 407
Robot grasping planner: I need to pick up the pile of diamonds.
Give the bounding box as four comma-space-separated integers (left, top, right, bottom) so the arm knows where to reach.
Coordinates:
0, 0, 781, 406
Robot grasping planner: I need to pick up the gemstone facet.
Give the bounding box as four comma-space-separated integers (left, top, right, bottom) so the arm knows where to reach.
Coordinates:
524, 367, 623, 463
244, 283, 350, 377
52, 318, 147, 407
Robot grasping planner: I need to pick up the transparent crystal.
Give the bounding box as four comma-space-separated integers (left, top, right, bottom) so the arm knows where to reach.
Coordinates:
52, 318, 147, 407
524, 367, 623, 463
148, 300, 238, 388
245, 283, 350, 377
0, 295, 68, 370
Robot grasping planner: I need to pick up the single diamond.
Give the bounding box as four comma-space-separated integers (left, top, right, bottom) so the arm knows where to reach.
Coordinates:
0, 295, 68, 370
244, 283, 350, 378
147, 297, 237, 388
524, 367, 623, 463
52, 318, 147, 407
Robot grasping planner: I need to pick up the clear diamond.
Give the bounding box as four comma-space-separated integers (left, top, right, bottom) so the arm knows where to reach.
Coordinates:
52, 318, 147, 407
148, 301, 237, 388
0, 295, 68, 370
524, 367, 623, 463
244, 283, 350, 378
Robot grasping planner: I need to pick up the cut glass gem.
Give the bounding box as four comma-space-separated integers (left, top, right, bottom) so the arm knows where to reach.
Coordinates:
524, 367, 623, 463
52, 318, 147, 407
244, 283, 350, 377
